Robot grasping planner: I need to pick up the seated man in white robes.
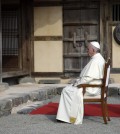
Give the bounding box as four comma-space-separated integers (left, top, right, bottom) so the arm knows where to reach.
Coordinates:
56, 41, 105, 125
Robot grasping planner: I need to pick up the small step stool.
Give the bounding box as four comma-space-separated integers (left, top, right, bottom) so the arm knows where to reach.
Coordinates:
38, 79, 61, 84
108, 83, 120, 95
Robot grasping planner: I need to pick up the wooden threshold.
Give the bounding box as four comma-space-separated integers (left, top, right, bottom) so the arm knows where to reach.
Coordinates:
2, 70, 29, 78
64, 53, 88, 58
64, 69, 81, 73
31, 72, 63, 77
63, 21, 98, 26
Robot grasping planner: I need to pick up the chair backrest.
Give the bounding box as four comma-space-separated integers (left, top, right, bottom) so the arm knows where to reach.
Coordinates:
106, 65, 110, 87
101, 58, 111, 96
103, 58, 111, 87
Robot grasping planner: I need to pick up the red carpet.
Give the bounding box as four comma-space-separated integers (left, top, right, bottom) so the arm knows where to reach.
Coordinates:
30, 102, 120, 117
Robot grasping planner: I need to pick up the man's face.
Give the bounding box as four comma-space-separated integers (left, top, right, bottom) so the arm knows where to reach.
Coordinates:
87, 44, 94, 57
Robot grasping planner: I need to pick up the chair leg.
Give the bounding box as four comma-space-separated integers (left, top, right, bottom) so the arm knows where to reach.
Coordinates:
101, 102, 107, 124
105, 101, 110, 121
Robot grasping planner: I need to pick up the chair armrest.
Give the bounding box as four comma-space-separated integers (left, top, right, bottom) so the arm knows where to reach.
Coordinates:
77, 84, 103, 95
77, 84, 102, 88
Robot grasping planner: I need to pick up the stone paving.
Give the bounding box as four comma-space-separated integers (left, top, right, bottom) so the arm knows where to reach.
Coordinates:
0, 81, 120, 118
0, 89, 120, 134
0, 83, 67, 117
0, 82, 120, 134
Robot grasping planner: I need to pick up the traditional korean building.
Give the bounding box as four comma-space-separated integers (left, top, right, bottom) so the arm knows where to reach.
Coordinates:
0, 0, 120, 85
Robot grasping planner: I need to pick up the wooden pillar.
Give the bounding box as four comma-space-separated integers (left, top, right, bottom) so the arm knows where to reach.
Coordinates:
0, 0, 2, 83
100, 0, 104, 55
0, 0, 8, 89
20, 0, 33, 75
26, 0, 34, 75
100, 0, 109, 60
104, 0, 111, 60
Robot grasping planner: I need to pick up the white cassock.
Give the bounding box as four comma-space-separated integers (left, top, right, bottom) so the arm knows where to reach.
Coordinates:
56, 53, 105, 125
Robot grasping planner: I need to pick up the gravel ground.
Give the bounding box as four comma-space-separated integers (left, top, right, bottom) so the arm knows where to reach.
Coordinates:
0, 92, 120, 134
0, 114, 120, 134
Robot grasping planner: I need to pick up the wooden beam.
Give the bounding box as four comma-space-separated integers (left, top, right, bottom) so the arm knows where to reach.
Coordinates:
2, 70, 29, 78
64, 36, 97, 42
64, 69, 81, 73
63, 53, 88, 58
34, 36, 62, 41
111, 68, 120, 73
0, 0, 2, 83
34, 1, 62, 7
63, 21, 98, 26
31, 72, 63, 77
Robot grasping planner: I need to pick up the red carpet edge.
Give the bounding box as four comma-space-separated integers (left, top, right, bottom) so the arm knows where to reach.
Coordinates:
29, 102, 120, 117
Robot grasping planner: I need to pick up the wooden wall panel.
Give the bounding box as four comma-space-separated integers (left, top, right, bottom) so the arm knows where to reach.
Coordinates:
63, 1, 99, 77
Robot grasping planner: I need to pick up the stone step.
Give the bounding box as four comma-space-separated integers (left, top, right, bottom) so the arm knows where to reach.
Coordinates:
0, 83, 67, 117
0, 82, 9, 92
38, 79, 61, 84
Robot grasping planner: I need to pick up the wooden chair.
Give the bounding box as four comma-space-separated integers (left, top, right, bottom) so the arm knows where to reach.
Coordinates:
77, 58, 111, 124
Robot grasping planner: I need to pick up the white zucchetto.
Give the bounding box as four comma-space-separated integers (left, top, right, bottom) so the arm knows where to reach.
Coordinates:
90, 41, 100, 49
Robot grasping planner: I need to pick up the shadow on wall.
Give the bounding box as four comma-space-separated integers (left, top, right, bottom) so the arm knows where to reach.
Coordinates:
34, 7, 62, 35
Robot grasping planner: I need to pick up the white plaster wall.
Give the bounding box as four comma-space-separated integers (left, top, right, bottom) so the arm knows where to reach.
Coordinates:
110, 74, 120, 83
112, 26, 120, 68
34, 7, 62, 36
34, 41, 63, 72
34, 6, 63, 72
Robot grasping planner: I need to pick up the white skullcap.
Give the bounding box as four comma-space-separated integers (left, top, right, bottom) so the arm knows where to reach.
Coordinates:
90, 41, 100, 49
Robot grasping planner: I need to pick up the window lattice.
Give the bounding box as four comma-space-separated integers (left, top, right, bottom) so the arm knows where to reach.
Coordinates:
112, 4, 120, 21
2, 9, 19, 56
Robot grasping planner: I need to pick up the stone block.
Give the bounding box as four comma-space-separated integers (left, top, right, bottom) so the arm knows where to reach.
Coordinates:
0, 100, 12, 117
38, 79, 60, 84
0, 82, 9, 92
19, 76, 36, 84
